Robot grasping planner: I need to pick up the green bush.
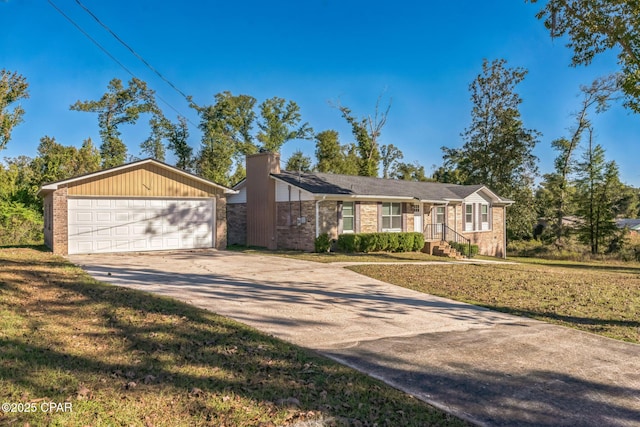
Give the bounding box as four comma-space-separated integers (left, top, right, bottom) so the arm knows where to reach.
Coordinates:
448, 241, 479, 257
337, 233, 359, 252
314, 233, 332, 253
336, 232, 424, 253
0, 202, 43, 246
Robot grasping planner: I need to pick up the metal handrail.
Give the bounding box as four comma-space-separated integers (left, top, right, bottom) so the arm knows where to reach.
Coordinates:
423, 223, 473, 258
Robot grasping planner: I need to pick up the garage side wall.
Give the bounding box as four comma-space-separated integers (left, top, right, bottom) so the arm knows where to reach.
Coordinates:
52, 187, 68, 255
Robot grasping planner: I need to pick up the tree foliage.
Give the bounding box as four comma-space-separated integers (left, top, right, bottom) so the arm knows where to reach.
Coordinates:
539, 75, 619, 240
257, 97, 313, 152
0, 69, 29, 151
574, 132, 623, 253
380, 144, 403, 179
314, 130, 358, 175
439, 59, 540, 239
71, 78, 160, 168
285, 150, 312, 172
190, 92, 256, 186
335, 95, 391, 177
530, 0, 640, 113
167, 116, 193, 171
391, 162, 431, 182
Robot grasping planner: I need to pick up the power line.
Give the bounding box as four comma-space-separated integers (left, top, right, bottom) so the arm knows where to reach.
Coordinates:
47, 0, 136, 77
74, 0, 190, 101
47, 0, 196, 125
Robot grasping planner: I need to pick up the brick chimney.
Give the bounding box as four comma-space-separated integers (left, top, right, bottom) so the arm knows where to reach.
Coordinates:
246, 152, 280, 249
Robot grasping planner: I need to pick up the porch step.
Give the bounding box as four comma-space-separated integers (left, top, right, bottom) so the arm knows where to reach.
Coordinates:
425, 241, 463, 259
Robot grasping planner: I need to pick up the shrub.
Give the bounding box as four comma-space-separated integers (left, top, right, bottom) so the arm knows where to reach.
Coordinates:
337, 233, 359, 252
0, 202, 43, 246
314, 233, 332, 253
336, 232, 424, 253
449, 241, 479, 257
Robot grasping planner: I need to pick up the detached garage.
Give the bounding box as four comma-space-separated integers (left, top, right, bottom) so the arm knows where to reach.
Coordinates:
39, 158, 235, 255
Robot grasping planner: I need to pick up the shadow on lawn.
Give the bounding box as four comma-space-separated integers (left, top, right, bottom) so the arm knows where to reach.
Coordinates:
0, 253, 461, 426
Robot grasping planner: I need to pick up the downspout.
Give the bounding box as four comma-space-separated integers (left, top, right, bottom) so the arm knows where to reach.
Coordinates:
503, 206, 507, 259
315, 196, 325, 238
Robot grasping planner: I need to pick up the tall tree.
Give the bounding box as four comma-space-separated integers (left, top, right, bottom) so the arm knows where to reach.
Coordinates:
530, 0, 640, 112
439, 59, 540, 239
380, 144, 403, 179
257, 97, 313, 152
335, 95, 391, 177
315, 130, 343, 173
167, 116, 193, 171
76, 138, 102, 175
140, 114, 171, 161
285, 150, 312, 172
542, 75, 619, 240
0, 69, 29, 151
574, 130, 622, 253
190, 92, 257, 186
71, 77, 159, 168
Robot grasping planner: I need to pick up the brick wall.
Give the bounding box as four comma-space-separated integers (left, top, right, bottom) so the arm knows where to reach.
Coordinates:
460, 206, 506, 257
52, 187, 68, 255
359, 202, 378, 233
318, 201, 338, 238
227, 203, 247, 246
215, 195, 227, 249
276, 200, 316, 251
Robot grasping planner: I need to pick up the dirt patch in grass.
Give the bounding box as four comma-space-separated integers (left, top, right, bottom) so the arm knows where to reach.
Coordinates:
349, 262, 640, 344
0, 248, 465, 426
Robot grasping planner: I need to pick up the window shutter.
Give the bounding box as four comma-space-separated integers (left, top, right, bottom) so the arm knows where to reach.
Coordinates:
355, 202, 361, 233
377, 202, 382, 232
337, 201, 343, 234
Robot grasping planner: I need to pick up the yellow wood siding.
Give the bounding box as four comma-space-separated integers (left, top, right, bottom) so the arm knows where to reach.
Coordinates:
67, 164, 221, 197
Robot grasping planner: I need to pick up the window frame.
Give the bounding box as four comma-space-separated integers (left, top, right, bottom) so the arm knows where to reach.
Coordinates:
381, 202, 402, 232
481, 204, 489, 230
342, 201, 355, 233
465, 204, 474, 231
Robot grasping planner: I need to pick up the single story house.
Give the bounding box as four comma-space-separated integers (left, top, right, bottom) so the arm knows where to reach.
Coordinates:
616, 218, 640, 234
227, 152, 513, 257
39, 158, 234, 255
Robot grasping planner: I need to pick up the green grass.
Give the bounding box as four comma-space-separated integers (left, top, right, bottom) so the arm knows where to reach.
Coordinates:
349, 260, 640, 343
0, 248, 466, 427
227, 245, 447, 263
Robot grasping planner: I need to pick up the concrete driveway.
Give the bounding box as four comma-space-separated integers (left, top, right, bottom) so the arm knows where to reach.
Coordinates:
70, 250, 640, 427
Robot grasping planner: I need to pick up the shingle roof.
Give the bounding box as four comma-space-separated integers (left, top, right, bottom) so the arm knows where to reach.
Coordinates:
616, 219, 640, 230
272, 170, 510, 203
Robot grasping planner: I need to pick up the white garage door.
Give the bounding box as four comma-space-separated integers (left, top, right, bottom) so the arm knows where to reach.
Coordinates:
68, 198, 214, 254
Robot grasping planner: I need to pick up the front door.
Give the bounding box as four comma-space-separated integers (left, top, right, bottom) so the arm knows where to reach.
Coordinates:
413, 204, 422, 233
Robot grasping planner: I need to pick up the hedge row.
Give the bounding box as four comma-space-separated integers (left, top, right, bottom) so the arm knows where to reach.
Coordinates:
336, 232, 425, 253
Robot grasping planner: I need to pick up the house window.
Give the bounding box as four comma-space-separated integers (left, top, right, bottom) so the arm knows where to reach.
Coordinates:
382, 202, 402, 231
413, 204, 421, 213
481, 204, 489, 230
343, 202, 354, 233
465, 204, 473, 231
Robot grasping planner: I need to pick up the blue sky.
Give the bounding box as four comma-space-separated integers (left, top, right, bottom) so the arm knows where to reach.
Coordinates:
2, 0, 639, 186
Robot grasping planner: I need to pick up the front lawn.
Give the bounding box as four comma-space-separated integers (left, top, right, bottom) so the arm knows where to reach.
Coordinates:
227, 245, 446, 263
0, 248, 465, 426
349, 260, 640, 343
